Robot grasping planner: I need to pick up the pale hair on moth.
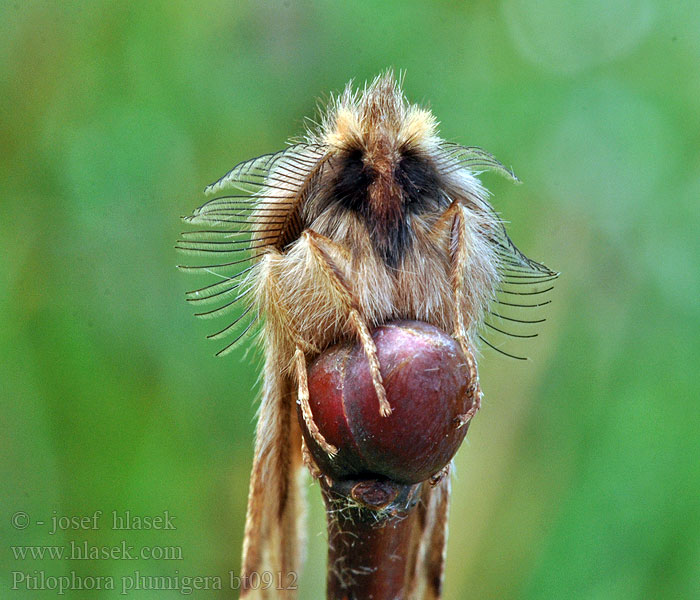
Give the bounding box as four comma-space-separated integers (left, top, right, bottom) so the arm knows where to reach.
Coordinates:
178, 71, 557, 599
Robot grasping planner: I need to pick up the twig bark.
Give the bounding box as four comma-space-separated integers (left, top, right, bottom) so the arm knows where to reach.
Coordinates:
321, 477, 423, 600
301, 321, 474, 599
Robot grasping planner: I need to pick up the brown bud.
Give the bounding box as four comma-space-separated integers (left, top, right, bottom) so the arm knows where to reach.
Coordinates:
300, 320, 475, 484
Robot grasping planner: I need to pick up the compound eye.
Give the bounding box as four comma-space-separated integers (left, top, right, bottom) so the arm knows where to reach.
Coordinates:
395, 151, 441, 209
332, 149, 374, 213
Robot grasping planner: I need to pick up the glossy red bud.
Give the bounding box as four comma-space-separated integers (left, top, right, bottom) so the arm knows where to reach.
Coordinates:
300, 320, 475, 484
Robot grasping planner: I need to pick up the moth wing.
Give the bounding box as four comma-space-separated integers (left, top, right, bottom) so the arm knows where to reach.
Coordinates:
178, 145, 326, 597
480, 216, 559, 360
176, 144, 325, 357
407, 474, 452, 599
204, 143, 323, 196
438, 142, 559, 359
241, 364, 305, 599
438, 141, 520, 182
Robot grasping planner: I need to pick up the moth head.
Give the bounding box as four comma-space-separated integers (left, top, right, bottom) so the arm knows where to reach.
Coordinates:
311, 72, 446, 265
322, 71, 439, 166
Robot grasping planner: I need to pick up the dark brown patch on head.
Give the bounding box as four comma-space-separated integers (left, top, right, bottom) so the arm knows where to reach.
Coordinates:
323, 144, 447, 267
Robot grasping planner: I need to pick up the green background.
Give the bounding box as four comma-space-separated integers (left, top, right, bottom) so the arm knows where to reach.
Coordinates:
3, 1, 698, 598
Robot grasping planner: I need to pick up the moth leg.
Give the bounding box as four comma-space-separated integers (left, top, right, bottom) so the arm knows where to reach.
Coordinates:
349, 309, 391, 416
430, 463, 451, 486
261, 250, 336, 460
301, 435, 321, 479
301, 435, 334, 488
303, 229, 391, 417
454, 344, 481, 427
295, 345, 338, 456
449, 203, 483, 423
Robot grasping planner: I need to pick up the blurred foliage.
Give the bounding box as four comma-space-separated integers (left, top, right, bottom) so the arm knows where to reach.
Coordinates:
2, 1, 699, 598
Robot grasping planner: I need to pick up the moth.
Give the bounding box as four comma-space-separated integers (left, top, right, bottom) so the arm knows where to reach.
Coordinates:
178, 72, 557, 599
